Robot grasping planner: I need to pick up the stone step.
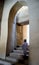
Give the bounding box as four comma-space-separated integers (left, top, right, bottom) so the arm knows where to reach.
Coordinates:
0, 60, 11, 65
13, 50, 29, 55
26, 50, 29, 53
16, 47, 29, 53
13, 50, 23, 54
6, 56, 18, 64
26, 54, 29, 56
16, 47, 22, 50
10, 52, 23, 59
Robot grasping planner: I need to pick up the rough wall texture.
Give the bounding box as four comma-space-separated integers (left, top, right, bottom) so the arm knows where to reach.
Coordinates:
23, 25, 27, 40
16, 25, 23, 46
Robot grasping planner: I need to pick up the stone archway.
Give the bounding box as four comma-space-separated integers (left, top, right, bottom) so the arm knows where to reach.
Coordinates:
6, 1, 28, 56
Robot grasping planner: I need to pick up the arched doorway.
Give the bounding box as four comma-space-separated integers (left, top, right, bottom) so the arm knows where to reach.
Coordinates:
6, 1, 29, 57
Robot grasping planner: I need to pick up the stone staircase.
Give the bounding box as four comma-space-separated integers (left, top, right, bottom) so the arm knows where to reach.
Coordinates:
0, 46, 29, 65
0, 47, 23, 65
9, 46, 29, 62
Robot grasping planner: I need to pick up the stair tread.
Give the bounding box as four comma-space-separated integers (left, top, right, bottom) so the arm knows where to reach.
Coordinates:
6, 57, 18, 63
0, 60, 11, 65
10, 52, 24, 56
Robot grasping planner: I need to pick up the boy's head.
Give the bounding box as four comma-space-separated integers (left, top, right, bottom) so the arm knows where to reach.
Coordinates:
24, 39, 27, 42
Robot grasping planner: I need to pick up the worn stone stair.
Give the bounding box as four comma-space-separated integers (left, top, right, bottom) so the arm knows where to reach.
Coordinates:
16, 46, 22, 50
0, 56, 18, 65
6, 56, 18, 64
13, 50, 23, 54
0, 60, 11, 65
10, 52, 22, 59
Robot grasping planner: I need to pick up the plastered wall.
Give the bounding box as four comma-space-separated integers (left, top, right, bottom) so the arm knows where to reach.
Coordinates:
28, 0, 39, 65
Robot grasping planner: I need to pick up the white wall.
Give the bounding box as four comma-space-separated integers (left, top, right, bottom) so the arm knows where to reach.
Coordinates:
17, 6, 29, 23
28, 0, 39, 65
11, 15, 17, 49
1, 0, 17, 59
